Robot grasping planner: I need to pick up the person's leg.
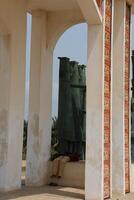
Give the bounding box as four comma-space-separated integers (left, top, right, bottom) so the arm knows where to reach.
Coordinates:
52, 156, 61, 177
58, 156, 70, 177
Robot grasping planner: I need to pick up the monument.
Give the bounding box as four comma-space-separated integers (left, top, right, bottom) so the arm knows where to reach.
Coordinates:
57, 57, 86, 159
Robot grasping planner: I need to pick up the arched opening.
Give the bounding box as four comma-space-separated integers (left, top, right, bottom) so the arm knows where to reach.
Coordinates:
24, 4, 110, 199
52, 23, 87, 117
50, 23, 87, 198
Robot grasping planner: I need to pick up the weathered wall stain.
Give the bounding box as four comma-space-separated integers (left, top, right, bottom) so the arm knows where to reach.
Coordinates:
29, 114, 42, 157
86, 144, 101, 170
0, 109, 8, 167
32, 138, 40, 156
30, 114, 39, 137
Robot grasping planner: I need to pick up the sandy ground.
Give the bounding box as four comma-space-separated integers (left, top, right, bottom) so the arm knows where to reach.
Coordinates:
2, 162, 129, 200
111, 193, 134, 200
0, 186, 84, 200
0, 186, 134, 200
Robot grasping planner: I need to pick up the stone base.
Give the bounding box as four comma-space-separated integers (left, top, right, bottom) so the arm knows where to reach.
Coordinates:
47, 161, 85, 189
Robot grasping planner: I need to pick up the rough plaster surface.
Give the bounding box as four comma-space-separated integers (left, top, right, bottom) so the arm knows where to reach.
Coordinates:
85, 24, 104, 200
0, 109, 8, 167
112, 0, 126, 194
0, 0, 26, 191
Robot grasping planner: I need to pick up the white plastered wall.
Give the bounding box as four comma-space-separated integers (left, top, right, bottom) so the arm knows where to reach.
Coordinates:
0, 0, 27, 191
26, 2, 107, 200
112, 0, 126, 195
0, 0, 133, 198
85, 23, 104, 200
26, 9, 85, 186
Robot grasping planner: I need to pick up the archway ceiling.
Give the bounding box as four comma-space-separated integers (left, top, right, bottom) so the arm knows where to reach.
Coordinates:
27, 0, 79, 11
27, 0, 102, 25
27, 0, 134, 14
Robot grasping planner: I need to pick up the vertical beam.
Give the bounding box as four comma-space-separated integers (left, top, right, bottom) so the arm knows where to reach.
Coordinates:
124, 2, 131, 194
0, 35, 11, 190
112, 0, 126, 195
85, 1, 113, 199
103, 0, 113, 198
85, 24, 104, 200
112, 0, 132, 195
0, 2, 26, 191
26, 11, 52, 186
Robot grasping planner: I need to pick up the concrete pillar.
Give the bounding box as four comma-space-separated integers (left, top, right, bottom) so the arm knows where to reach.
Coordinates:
0, 6, 26, 191
112, 0, 126, 194
112, 0, 131, 195
0, 35, 11, 190
26, 11, 53, 186
85, 24, 104, 200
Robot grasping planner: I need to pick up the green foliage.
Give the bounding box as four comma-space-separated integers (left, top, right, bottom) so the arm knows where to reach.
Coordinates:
22, 118, 59, 161
22, 120, 28, 160
51, 117, 59, 160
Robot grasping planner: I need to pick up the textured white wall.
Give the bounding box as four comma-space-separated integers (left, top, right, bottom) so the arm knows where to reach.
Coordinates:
112, 0, 126, 195
85, 24, 104, 200
0, 0, 27, 191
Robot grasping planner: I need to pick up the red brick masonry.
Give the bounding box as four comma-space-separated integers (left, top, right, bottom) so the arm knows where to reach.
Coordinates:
104, 0, 112, 198
96, 0, 102, 8
96, 0, 104, 13
125, 3, 131, 194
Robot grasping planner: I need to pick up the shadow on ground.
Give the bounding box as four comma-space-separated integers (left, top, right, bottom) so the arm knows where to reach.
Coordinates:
0, 186, 85, 200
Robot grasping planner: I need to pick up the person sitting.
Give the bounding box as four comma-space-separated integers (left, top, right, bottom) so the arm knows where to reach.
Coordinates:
51, 153, 80, 179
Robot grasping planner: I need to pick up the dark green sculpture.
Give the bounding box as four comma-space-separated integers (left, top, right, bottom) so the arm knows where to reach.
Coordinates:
57, 57, 86, 159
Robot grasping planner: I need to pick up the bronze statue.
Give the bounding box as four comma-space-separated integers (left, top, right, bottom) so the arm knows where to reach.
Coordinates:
57, 57, 86, 159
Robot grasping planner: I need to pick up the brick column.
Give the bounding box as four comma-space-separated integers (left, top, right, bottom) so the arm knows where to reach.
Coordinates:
104, 0, 113, 198
96, 0, 103, 13
96, 0, 102, 8
124, 3, 131, 194
112, 0, 132, 195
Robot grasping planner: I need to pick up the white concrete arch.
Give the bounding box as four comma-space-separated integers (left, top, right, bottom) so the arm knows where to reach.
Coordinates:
26, 6, 105, 200
0, 2, 133, 200
47, 10, 85, 52
26, 9, 86, 187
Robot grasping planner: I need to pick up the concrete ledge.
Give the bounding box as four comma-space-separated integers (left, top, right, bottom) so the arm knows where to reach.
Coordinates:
76, 0, 102, 25
47, 161, 85, 189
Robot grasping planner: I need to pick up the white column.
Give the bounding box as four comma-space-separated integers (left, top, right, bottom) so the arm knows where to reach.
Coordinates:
0, 35, 11, 190
0, 8, 26, 191
112, 0, 126, 195
26, 11, 53, 186
85, 24, 104, 200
